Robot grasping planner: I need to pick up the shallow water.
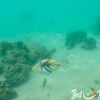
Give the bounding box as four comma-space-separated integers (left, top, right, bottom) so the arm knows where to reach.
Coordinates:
0, 0, 100, 100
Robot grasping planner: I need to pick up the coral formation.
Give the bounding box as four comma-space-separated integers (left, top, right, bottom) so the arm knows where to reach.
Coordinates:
0, 41, 54, 100
4, 64, 30, 86
65, 30, 87, 49
0, 41, 54, 86
0, 41, 34, 86
81, 37, 97, 50
65, 30, 97, 50
36, 46, 56, 60
0, 81, 17, 100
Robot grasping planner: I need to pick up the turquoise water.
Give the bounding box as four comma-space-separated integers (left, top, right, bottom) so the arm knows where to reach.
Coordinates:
0, 0, 100, 100
0, 0, 100, 36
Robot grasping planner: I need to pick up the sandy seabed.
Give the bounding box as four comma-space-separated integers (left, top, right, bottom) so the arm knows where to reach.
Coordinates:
13, 33, 100, 100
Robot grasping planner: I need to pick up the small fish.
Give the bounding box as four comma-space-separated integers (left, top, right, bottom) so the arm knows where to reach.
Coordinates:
42, 78, 47, 89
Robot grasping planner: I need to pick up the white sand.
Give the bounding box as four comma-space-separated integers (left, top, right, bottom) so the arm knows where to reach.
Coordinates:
14, 33, 100, 100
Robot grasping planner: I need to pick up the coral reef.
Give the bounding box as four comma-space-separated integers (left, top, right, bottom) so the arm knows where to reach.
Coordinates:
0, 41, 54, 100
65, 30, 87, 49
0, 81, 17, 100
0, 41, 54, 86
36, 46, 56, 60
4, 64, 30, 86
65, 30, 97, 50
81, 37, 97, 50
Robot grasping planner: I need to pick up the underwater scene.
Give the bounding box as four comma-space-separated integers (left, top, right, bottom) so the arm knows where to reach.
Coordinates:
0, 0, 100, 100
